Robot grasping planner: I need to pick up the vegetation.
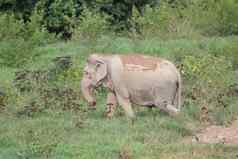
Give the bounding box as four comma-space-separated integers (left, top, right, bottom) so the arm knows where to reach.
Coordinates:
0, 0, 238, 158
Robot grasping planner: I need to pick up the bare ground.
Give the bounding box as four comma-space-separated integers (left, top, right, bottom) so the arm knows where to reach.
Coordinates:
191, 119, 238, 145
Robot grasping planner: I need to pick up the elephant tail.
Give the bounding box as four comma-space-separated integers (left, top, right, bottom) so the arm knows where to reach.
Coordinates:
174, 71, 182, 111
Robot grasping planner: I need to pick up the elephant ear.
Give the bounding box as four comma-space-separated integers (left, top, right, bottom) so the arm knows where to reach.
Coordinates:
95, 59, 107, 84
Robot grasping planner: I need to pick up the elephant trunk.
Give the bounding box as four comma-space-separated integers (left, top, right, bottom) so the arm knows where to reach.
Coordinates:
81, 77, 96, 109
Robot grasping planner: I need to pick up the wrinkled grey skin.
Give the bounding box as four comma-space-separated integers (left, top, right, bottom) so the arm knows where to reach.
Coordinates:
81, 54, 182, 119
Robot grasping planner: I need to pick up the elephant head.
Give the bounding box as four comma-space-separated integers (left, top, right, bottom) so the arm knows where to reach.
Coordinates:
80, 54, 108, 109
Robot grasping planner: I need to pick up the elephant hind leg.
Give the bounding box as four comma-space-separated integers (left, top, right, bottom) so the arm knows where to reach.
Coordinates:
155, 99, 179, 116
166, 104, 180, 116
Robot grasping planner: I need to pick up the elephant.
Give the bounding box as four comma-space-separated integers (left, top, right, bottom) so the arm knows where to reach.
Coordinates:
81, 53, 182, 119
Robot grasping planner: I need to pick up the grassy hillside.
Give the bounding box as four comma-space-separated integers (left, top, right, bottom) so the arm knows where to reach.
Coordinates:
0, 36, 238, 159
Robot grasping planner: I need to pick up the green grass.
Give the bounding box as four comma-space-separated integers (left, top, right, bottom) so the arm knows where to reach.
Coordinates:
0, 109, 237, 159
0, 36, 238, 159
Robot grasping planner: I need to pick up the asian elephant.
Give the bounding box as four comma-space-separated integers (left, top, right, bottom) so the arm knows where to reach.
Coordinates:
81, 54, 182, 119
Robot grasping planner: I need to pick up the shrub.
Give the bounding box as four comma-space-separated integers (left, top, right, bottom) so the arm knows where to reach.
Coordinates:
0, 0, 38, 21
225, 41, 238, 70
132, 2, 200, 39
0, 39, 36, 67
181, 53, 237, 123
41, 0, 77, 39
217, 0, 238, 36
0, 14, 24, 40
22, 10, 55, 45
207, 37, 238, 69
132, 3, 170, 38
72, 7, 110, 41
183, 0, 238, 36
0, 11, 55, 67
9, 57, 86, 116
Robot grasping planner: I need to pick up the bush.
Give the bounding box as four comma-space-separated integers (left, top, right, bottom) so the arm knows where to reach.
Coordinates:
180, 53, 237, 123
9, 57, 86, 116
41, 0, 77, 39
132, 3, 170, 38
72, 8, 110, 41
225, 41, 238, 70
22, 10, 55, 45
132, 2, 201, 39
0, 39, 36, 67
217, 0, 238, 36
0, 14, 24, 40
133, 0, 238, 39
183, 0, 238, 36
0, 11, 55, 67
0, 0, 38, 21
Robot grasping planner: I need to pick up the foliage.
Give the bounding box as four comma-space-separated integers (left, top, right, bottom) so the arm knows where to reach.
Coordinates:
132, 3, 170, 38
40, 0, 77, 39
1, 0, 238, 38
0, 0, 38, 20
0, 11, 54, 67
0, 0, 161, 37
0, 36, 238, 158
182, 0, 238, 36
224, 40, 238, 69
182, 54, 233, 105
0, 0, 238, 158
0, 14, 24, 40
132, 2, 201, 39
10, 58, 85, 115
73, 7, 110, 40
175, 45, 238, 124
210, 0, 238, 36
0, 39, 34, 67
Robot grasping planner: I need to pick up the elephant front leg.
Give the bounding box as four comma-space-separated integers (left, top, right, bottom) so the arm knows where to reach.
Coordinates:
116, 94, 135, 119
106, 92, 117, 118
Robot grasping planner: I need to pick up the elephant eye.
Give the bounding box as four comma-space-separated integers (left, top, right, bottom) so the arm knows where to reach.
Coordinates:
96, 63, 100, 67
83, 71, 89, 75
96, 63, 101, 69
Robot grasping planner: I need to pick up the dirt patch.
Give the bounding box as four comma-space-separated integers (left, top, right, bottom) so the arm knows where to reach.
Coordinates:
120, 54, 161, 71
192, 120, 238, 145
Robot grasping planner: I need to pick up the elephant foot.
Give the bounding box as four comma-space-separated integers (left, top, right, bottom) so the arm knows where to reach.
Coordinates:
89, 101, 96, 110
148, 105, 155, 111
105, 103, 115, 118
166, 104, 180, 116
156, 100, 180, 116
129, 116, 137, 125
